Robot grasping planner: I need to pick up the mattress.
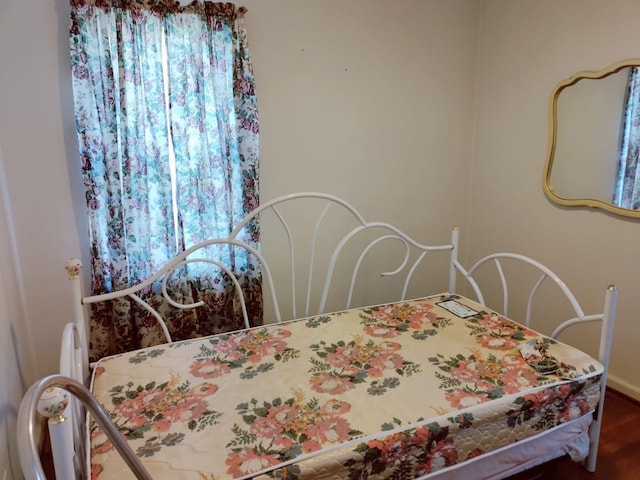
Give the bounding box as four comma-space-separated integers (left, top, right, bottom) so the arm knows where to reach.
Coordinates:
89, 293, 603, 479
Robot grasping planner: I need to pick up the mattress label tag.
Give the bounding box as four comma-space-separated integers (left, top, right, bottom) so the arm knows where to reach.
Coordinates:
436, 299, 479, 318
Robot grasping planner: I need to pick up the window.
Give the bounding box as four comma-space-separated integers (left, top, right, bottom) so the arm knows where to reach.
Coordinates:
69, 1, 261, 359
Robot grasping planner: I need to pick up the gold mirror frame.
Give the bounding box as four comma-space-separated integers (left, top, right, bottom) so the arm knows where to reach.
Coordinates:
543, 58, 640, 219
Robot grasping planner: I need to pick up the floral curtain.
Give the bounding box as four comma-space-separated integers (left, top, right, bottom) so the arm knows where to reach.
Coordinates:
613, 67, 640, 210
69, 0, 261, 361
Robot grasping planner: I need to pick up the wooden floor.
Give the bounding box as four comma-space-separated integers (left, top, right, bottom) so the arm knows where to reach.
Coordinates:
41, 388, 640, 479
507, 388, 640, 480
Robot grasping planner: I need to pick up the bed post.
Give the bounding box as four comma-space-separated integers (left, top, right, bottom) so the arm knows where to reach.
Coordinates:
65, 259, 89, 384
36, 387, 75, 480
449, 227, 459, 293
586, 284, 618, 472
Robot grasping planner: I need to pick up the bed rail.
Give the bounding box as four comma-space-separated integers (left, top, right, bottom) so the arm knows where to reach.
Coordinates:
449, 240, 618, 473
17, 375, 152, 480
65, 259, 90, 383
67, 239, 282, 346
586, 284, 617, 472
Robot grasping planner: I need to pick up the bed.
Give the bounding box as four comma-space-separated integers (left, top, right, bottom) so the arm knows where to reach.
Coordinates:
17, 193, 617, 480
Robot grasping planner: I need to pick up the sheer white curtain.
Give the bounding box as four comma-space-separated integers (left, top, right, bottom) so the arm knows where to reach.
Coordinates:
613, 67, 640, 210
69, 0, 261, 360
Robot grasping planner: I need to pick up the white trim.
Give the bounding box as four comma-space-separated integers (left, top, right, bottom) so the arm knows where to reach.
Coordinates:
607, 373, 640, 402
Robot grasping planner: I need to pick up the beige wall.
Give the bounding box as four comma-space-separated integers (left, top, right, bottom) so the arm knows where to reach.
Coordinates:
242, 0, 478, 231
0, 0, 83, 381
1, 1, 77, 477
0, 148, 37, 480
241, 0, 479, 313
471, 0, 640, 398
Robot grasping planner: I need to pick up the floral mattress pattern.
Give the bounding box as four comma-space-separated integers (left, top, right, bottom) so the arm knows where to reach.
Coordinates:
89, 294, 603, 479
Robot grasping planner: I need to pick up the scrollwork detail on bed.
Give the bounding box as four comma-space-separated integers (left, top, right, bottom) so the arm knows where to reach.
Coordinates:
75, 193, 458, 362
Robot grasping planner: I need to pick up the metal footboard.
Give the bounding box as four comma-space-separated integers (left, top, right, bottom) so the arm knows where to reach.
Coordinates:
17, 374, 153, 480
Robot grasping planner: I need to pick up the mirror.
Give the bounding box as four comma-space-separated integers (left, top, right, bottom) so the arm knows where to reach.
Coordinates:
543, 58, 640, 219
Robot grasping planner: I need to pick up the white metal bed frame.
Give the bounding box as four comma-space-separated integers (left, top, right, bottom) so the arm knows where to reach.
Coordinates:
449, 227, 617, 474
72, 193, 456, 345
228, 192, 454, 319
16, 193, 617, 480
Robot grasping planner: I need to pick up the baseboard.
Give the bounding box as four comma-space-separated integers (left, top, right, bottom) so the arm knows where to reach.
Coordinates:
607, 373, 640, 403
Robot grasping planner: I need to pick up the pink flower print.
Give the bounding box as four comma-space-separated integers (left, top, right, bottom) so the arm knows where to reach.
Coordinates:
559, 394, 590, 422
501, 353, 528, 368
450, 359, 484, 383
267, 404, 300, 425
557, 383, 573, 397
335, 344, 361, 359
190, 382, 219, 397
478, 313, 504, 330
304, 417, 351, 445
527, 388, 554, 406
189, 358, 231, 378
151, 417, 172, 433
502, 367, 539, 394
467, 447, 483, 458
248, 338, 287, 362
364, 324, 401, 338
476, 334, 519, 351
302, 438, 322, 453
478, 314, 522, 337
325, 345, 363, 375
369, 302, 436, 330
310, 373, 355, 395
252, 416, 284, 438
475, 380, 496, 391
118, 386, 161, 426
243, 329, 291, 362
213, 336, 244, 361
558, 401, 583, 422
367, 366, 384, 377
370, 305, 398, 323
497, 325, 518, 337
127, 414, 149, 428
407, 305, 437, 328
90, 463, 104, 480
234, 77, 255, 95
445, 388, 487, 409
164, 398, 208, 424
412, 426, 429, 444
322, 399, 351, 415
368, 433, 412, 467
326, 349, 356, 369
90, 428, 113, 455
185, 397, 208, 419
226, 447, 282, 477
422, 440, 458, 473
368, 353, 404, 376
116, 396, 145, 419
269, 328, 292, 340
273, 434, 294, 449
137, 388, 168, 409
